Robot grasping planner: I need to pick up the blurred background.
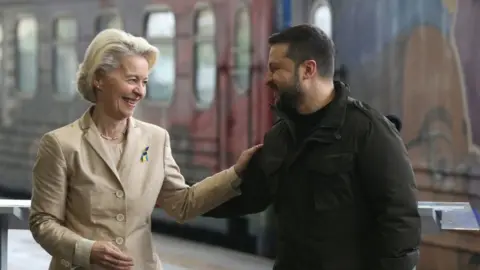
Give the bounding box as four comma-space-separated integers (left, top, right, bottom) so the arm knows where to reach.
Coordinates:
0, 0, 479, 269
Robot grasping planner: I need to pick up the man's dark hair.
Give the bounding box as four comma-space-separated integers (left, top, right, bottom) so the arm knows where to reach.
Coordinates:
268, 24, 335, 77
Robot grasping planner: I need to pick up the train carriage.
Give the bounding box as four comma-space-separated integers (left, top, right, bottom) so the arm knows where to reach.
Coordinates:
0, 0, 479, 269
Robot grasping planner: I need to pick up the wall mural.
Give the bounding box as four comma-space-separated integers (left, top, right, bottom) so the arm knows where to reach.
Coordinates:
332, 0, 480, 268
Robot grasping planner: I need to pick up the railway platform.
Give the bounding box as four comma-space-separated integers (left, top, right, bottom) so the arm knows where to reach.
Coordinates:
8, 229, 274, 270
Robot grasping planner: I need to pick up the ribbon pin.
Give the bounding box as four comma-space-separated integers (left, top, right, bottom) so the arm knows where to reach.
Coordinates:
140, 146, 149, 162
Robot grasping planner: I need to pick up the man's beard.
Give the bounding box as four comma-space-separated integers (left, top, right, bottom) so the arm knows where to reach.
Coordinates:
274, 75, 302, 109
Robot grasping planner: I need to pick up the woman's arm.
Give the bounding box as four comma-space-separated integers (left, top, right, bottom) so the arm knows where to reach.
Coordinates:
156, 131, 243, 222
203, 149, 272, 218
29, 133, 94, 268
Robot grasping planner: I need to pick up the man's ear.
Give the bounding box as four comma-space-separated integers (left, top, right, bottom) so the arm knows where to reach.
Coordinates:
302, 60, 317, 79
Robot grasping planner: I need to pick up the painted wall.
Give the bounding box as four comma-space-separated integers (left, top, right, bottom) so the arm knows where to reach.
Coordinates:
329, 0, 480, 268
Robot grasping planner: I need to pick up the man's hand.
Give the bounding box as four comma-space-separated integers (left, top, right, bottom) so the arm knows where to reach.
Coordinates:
90, 241, 134, 270
234, 144, 263, 175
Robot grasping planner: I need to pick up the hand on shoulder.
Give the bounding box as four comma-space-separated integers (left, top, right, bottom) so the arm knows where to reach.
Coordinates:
233, 144, 263, 175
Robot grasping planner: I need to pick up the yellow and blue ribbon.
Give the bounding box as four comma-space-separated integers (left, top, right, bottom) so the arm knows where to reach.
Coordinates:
140, 146, 149, 162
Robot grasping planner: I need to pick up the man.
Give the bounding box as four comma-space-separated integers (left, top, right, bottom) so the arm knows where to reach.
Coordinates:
204, 24, 421, 270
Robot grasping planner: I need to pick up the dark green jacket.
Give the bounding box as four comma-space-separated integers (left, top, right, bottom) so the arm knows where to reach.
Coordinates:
205, 81, 420, 270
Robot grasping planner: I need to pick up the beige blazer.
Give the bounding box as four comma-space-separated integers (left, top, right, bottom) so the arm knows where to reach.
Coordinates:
29, 107, 241, 270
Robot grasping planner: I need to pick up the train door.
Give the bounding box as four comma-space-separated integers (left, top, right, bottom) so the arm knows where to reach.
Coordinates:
216, 3, 258, 252
230, 4, 255, 152
214, 3, 257, 173
225, 1, 272, 161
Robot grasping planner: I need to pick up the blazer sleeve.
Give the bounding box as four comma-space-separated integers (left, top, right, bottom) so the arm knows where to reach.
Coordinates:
156, 130, 242, 222
29, 133, 95, 268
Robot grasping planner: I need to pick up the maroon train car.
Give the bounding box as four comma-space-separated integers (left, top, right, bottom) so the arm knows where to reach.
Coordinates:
0, 0, 275, 249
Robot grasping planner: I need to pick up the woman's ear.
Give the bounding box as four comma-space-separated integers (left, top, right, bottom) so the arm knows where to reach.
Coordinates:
93, 77, 105, 91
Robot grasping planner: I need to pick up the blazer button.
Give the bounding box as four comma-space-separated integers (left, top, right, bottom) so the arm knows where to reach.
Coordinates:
115, 190, 124, 198
116, 214, 125, 222
115, 237, 124, 245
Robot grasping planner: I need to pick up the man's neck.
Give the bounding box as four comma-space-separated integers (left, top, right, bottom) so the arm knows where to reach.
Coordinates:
91, 106, 127, 138
297, 82, 335, 114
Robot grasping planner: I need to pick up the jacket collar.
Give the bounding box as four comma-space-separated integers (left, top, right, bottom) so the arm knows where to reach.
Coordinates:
78, 106, 141, 187
272, 80, 350, 130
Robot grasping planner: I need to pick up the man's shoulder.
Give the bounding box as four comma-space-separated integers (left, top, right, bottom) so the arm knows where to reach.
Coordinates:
346, 97, 391, 126
346, 97, 400, 136
346, 97, 375, 119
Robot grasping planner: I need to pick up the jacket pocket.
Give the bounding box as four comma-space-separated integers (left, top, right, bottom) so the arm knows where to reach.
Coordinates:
308, 153, 355, 212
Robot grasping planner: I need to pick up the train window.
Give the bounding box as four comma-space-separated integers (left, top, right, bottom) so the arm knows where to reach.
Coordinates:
16, 17, 38, 95
96, 13, 123, 33
312, 2, 332, 38
194, 8, 216, 108
54, 18, 78, 97
233, 6, 251, 93
145, 11, 175, 102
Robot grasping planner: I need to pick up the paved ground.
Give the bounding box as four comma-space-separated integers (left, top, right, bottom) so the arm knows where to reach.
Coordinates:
7, 229, 274, 270
152, 233, 274, 270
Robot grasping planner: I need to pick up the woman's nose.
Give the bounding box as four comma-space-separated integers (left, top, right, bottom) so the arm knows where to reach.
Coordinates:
133, 86, 145, 98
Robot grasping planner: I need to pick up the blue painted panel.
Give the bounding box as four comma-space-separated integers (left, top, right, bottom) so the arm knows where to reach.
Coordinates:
275, 0, 292, 31
333, 0, 453, 68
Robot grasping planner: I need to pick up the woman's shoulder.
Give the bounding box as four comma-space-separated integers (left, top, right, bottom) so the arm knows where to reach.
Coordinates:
39, 119, 83, 151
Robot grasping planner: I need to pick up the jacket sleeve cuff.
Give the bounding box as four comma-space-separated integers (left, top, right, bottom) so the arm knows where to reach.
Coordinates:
72, 238, 95, 268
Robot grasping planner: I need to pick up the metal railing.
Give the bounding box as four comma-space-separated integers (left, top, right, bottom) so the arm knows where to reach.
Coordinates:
0, 199, 31, 270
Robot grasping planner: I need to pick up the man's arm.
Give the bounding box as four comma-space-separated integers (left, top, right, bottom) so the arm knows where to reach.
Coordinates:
203, 148, 272, 218
357, 117, 421, 270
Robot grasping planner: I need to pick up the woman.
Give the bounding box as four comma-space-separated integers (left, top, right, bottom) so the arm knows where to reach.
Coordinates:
29, 29, 261, 270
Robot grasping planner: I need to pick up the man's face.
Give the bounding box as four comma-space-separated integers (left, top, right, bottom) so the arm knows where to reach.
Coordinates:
266, 43, 302, 108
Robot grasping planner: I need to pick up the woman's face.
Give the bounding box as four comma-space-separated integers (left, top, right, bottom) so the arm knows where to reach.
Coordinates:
95, 55, 149, 120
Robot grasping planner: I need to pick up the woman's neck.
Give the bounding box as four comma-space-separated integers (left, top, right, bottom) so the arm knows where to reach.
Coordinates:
91, 106, 128, 139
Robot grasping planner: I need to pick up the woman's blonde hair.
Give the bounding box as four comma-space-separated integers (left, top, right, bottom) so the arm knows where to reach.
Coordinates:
76, 28, 158, 103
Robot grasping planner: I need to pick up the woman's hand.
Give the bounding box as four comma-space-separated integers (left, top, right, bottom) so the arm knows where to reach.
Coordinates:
90, 241, 134, 270
233, 144, 263, 175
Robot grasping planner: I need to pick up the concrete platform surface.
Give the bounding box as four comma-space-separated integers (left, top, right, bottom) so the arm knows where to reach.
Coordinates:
7, 230, 274, 270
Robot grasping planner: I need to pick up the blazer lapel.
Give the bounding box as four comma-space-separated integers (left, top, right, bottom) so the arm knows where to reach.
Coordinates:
118, 118, 149, 183
79, 107, 121, 183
